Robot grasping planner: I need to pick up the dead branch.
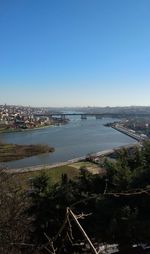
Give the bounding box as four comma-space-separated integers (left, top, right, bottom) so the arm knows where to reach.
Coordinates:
68, 208, 98, 254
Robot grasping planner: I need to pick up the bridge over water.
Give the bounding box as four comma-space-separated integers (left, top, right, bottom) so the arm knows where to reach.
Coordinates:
33, 112, 150, 120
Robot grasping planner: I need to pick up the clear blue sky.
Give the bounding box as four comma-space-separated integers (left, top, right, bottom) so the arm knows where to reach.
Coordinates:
0, 0, 150, 107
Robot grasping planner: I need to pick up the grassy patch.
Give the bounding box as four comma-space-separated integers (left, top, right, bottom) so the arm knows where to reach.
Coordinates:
0, 142, 54, 162
13, 165, 79, 189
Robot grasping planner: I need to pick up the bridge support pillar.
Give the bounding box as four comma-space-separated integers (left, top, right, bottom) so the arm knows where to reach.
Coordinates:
61, 114, 66, 120
95, 115, 102, 119
81, 114, 87, 120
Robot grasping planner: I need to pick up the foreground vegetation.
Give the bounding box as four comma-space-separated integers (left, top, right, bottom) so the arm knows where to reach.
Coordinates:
1, 141, 150, 253
14, 162, 100, 189
14, 165, 79, 189
0, 142, 54, 162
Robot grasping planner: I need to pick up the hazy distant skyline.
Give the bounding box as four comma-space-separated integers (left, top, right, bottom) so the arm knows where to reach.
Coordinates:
0, 0, 150, 107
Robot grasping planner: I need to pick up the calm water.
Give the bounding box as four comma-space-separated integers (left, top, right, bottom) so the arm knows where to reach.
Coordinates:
0, 117, 137, 169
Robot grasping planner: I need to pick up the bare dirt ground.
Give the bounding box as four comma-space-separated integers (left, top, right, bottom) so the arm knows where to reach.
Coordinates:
69, 161, 105, 175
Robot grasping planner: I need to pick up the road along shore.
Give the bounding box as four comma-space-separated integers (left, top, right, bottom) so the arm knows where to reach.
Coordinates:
112, 124, 147, 141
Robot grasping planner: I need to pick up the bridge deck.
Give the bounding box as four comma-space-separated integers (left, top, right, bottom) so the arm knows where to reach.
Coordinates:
34, 113, 150, 117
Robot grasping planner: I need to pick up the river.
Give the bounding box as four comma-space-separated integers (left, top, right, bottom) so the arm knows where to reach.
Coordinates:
0, 116, 137, 169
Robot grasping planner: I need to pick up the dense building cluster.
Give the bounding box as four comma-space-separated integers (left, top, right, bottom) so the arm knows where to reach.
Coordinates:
0, 104, 64, 131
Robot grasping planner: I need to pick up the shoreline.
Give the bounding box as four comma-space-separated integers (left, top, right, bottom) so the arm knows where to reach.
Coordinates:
4, 143, 139, 174
0, 124, 58, 134
2, 122, 144, 174
111, 124, 146, 141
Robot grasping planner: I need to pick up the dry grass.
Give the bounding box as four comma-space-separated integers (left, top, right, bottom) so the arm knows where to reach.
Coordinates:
69, 161, 105, 174
0, 142, 54, 162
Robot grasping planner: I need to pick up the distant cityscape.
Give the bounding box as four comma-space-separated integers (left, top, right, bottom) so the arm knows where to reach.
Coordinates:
0, 104, 68, 132
1, 104, 150, 137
